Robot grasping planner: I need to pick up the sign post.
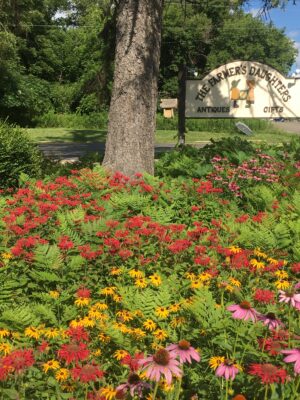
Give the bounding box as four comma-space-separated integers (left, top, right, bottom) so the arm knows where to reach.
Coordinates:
178, 64, 187, 145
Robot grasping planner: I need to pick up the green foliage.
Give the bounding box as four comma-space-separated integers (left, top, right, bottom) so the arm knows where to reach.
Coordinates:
0, 122, 43, 188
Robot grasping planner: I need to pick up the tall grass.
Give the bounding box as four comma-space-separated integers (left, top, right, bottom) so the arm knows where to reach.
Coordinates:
35, 111, 276, 133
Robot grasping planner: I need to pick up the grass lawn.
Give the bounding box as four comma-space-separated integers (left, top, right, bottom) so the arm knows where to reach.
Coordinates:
26, 126, 299, 144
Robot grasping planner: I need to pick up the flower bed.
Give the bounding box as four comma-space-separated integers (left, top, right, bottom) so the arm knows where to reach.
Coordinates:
0, 148, 300, 399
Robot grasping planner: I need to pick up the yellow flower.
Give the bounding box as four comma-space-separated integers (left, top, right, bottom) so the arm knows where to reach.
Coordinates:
190, 279, 203, 289
99, 333, 111, 343
55, 368, 69, 382
185, 272, 196, 280
43, 327, 60, 339
131, 328, 146, 339
1, 252, 12, 260
143, 319, 157, 331
149, 273, 162, 286
0, 329, 10, 339
170, 316, 186, 328
93, 302, 109, 311
79, 316, 96, 328
43, 359, 60, 373
93, 349, 102, 357
49, 291, 60, 299
113, 294, 122, 302
155, 306, 169, 319
129, 269, 144, 278
274, 280, 290, 290
228, 277, 241, 287
229, 246, 242, 254
88, 309, 108, 321
199, 272, 212, 282
169, 303, 181, 313
114, 349, 129, 360
254, 248, 268, 259
99, 387, 117, 400
74, 297, 90, 307
134, 277, 148, 288
24, 326, 40, 340
11, 332, 20, 339
209, 356, 225, 370
153, 329, 168, 341
0, 343, 11, 355
110, 267, 122, 275
225, 284, 234, 293
267, 257, 280, 265
100, 287, 117, 296
274, 270, 288, 279
160, 380, 174, 392
250, 259, 265, 270
113, 322, 130, 333
116, 310, 133, 322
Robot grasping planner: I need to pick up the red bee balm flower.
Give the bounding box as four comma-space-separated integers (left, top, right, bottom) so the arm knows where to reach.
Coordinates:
248, 363, 288, 384
2, 349, 35, 373
58, 342, 90, 364
71, 363, 104, 383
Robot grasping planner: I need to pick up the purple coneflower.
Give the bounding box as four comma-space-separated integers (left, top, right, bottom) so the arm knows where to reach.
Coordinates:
278, 290, 300, 309
227, 301, 258, 322
257, 312, 283, 330
166, 340, 200, 364
282, 348, 300, 374
215, 359, 239, 380
116, 373, 150, 398
139, 348, 182, 385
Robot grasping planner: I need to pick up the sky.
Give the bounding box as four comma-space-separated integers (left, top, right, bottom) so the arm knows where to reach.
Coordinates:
244, 0, 300, 74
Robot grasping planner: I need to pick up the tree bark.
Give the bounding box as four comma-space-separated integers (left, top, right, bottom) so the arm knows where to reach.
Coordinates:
103, 0, 163, 176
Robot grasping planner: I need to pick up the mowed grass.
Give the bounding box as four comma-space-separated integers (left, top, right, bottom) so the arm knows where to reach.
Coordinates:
26, 126, 299, 144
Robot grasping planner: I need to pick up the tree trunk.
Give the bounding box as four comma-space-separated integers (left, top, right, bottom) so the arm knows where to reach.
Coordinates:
103, 0, 163, 176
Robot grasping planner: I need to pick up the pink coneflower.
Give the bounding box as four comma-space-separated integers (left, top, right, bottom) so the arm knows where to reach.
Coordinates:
71, 363, 104, 383
116, 373, 150, 398
257, 312, 283, 330
215, 359, 239, 380
139, 348, 182, 385
278, 290, 300, 309
282, 349, 300, 374
166, 340, 200, 364
227, 301, 258, 322
248, 363, 288, 384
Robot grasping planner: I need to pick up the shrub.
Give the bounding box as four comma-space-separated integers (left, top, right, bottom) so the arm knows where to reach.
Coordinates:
0, 121, 43, 188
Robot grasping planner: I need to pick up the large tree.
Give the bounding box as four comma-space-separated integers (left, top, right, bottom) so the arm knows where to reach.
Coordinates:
103, 0, 163, 176
103, 0, 297, 176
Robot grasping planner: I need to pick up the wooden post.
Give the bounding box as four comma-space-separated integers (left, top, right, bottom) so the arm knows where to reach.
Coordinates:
178, 64, 187, 146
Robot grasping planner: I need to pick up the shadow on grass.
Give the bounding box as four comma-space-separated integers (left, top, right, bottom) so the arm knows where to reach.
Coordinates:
69, 129, 107, 142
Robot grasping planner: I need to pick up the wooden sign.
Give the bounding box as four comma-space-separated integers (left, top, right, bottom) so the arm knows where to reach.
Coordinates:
186, 61, 300, 118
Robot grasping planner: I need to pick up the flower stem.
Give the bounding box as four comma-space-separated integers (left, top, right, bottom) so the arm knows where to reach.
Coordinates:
173, 378, 182, 400
288, 306, 292, 347
225, 379, 229, 400
152, 381, 159, 400
263, 384, 269, 400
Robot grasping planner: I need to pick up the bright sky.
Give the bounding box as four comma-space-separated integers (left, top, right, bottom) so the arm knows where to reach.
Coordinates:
244, 0, 300, 73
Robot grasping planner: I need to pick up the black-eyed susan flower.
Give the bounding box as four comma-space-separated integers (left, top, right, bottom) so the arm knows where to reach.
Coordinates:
0, 343, 11, 355
49, 291, 60, 299
93, 302, 108, 310
99, 333, 111, 343
134, 277, 148, 288
74, 297, 90, 307
0, 329, 10, 339
143, 319, 157, 331
149, 273, 162, 286
250, 259, 265, 270
274, 270, 288, 279
100, 287, 117, 296
274, 280, 290, 290
114, 351, 130, 363
116, 310, 134, 322
55, 368, 69, 382
129, 269, 144, 278
99, 386, 117, 400
44, 327, 60, 339
209, 356, 225, 370
153, 329, 168, 341
24, 326, 40, 340
43, 359, 60, 373
229, 277, 241, 287
155, 306, 169, 319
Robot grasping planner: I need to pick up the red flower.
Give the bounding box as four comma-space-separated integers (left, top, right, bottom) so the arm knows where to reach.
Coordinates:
58, 342, 90, 364
121, 352, 144, 372
71, 363, 104, 383
258, 337, 287, 356
2, 349, 35, 373
248, 363, 288, 384
168, 239, 191, 253
58, 236, 74, 250
253, 289, 275, 304
66, 326, 89, 342
76, 287, 91, 298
